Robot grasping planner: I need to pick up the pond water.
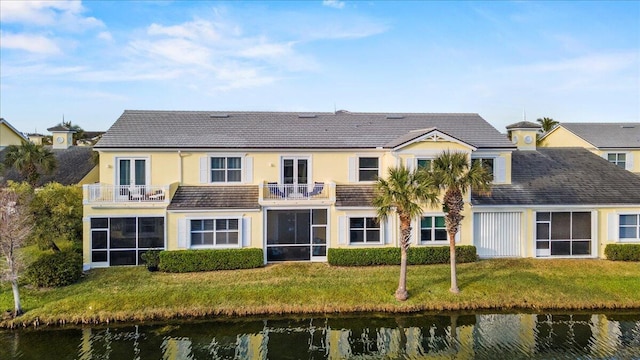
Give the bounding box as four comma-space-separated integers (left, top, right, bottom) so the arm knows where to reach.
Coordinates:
1, 312, 639, 359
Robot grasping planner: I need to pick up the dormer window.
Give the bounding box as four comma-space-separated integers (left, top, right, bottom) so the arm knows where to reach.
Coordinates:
607, 153, 626, 169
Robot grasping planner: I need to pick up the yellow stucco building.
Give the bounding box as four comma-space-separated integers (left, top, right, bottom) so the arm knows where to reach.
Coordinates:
82, 112, 640, 269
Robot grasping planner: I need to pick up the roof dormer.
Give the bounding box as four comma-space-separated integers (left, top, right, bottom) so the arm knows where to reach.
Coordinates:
506, 121, 541, 151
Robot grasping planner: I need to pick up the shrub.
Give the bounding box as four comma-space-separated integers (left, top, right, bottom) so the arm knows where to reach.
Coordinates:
328, 246, 477, 266
159, 248, 264, 273
25, 250, 83, 287
141, 250, 161, 271
605, 244, 640, 261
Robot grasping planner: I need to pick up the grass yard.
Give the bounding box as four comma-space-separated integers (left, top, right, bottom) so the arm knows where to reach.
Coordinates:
1, 258, 639, 328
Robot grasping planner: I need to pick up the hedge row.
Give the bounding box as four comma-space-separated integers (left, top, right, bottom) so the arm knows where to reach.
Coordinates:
159, 248, 264, 273
327, 246, 477, 266
25, 250, 83, 287
605, 244, 640, 261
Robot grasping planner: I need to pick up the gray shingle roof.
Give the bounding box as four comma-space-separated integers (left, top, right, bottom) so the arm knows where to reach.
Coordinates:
168, 186, 260, 210
335, 185, 376, 207
96, 110, 514, 150
472, 148, 640, 206
506, 121, 541, 129
0, 146, 95, 187
558, 123, 640, 148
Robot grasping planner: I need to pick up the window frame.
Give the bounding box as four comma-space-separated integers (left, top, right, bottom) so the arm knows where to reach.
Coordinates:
357, 156, 380, 182
348, 216, 382, 245
189, 217, 242, 249
534, 211, 593, 257
209, 155, 243, 183
471, 157, 495, 181
419, 215, 448, 244
416, 158, 433, 171
89, 216, 166, 267
607, 153, 627, 169
619, 214, 640, 242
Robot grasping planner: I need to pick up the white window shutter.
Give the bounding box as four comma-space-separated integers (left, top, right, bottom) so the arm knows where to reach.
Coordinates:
178, 218, 187, 249
338, 216, 346, 245
626, 153, 634, 171
348, 157, 356, 182
199, 157, 208, 184
494, 156, 506, 183
385, 218, 393, 244
242, 217, 251, 247
455, 230, 461, 243
608, 213, 618, 241
244, 157, 253, 183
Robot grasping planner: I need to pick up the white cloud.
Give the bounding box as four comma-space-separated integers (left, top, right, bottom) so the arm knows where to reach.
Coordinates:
97, 31, 113, 42
0, 32, 61, 55
0, 0, 104, 31
510, 52, 638, 74
323, 1, 345, 9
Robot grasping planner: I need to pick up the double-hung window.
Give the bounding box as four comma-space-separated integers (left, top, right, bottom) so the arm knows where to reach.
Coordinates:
619, 214, 640, 241
420, 216, 447, 243
607, 153, 626, 169
349, 217, 381, 244
211, 157, 242, 183
190, 219, 240, 247
472, 158, 495, 180
358, 157, 379, 181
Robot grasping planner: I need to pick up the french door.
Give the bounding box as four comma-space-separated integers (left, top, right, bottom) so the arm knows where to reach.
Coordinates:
117, 158, 147, 199
282, 157, 309, 196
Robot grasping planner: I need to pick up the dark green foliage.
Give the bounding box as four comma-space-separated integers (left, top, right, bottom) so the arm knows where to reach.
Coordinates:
29, 183, 83, 250
141, 250, 161, 271
159, 248, 264, 273
25, 251, 83, 287
328, 246, 477, 266
605, 244, 640, 261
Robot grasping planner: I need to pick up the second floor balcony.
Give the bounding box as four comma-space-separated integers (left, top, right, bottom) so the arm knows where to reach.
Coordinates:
259, 182, 335, 205
84, 184, 171, 206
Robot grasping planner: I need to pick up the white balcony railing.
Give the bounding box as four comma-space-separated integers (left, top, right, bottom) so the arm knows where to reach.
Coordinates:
261, 182, 333, 201
85, 184, 169, 203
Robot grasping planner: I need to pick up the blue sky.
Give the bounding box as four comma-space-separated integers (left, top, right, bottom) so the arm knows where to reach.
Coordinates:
1, 1, 638, 134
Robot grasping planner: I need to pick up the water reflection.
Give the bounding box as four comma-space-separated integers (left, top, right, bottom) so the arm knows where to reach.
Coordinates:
1, 313, 639, 359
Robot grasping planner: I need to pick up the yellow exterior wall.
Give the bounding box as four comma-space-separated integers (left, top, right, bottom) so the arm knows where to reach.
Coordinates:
539, 127, 595, 149
77, 165, 99, 186
0, 122, 26, 147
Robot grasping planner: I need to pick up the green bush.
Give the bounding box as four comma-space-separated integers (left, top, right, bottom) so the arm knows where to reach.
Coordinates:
25, 251, 83, 287
159, 248, 264, 273
328, 246, 477, 266
141, 250, 161, 271
605, 244, 640, 261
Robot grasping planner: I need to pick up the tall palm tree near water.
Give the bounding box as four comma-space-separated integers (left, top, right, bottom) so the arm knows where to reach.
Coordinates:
4, 142, 57, 187
432, 151, 492, 294
373, 165, 438, 301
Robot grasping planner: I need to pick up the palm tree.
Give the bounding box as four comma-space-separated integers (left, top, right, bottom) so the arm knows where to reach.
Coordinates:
536, 117, 558, 133
373, 165, 438, 301
432, 151, 492, 294
4, 142, 57, 187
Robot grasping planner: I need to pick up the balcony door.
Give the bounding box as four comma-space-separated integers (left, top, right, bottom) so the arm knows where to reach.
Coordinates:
117, 158, 148, 199
282, 157, 309, 195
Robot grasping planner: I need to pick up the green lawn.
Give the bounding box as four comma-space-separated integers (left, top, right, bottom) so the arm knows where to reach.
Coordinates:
1, 258, 639, 328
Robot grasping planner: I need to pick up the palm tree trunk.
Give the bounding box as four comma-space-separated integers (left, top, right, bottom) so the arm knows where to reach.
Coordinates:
395, 224, 411, 301
449, 231, 459, 294
11, 279, 23, 317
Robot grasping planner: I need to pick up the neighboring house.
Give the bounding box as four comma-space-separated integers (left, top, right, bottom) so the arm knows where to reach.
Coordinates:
0, 118, 28, 149
1, 146, 98, 187
1, 125, 99, 186
82, 111, 640, 269
539, 122, 640, 174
